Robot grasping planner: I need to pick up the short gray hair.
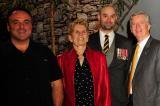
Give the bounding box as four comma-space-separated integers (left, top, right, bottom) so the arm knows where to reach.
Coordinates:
130, 11, 151, 25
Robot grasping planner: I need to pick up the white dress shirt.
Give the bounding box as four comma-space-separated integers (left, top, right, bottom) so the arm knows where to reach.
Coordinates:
130, 35, 150, 93
99, 30, 115, 49
136, 35, 150, 67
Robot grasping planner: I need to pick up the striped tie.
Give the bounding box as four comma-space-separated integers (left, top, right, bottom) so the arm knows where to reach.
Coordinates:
103, 34, 109, 54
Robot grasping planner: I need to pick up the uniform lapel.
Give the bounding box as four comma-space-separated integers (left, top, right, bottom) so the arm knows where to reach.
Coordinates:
109, 33, 120, 68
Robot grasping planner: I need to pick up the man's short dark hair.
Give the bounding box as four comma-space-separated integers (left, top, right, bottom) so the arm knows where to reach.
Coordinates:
7, 7, 32, 23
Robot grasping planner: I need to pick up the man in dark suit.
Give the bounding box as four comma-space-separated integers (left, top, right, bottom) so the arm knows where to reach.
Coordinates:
88, 4, 133, 106
128, 11, 160, 106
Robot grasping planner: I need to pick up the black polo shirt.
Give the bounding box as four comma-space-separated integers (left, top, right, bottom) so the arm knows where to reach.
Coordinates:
0, 40, 62, 106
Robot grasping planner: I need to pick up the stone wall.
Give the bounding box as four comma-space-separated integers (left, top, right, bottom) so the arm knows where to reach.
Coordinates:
54, 0, 138, 54
31, 1, 54, 50
0, 0, 56, 52
1, 0, 138, 55
54, 0, 102, 54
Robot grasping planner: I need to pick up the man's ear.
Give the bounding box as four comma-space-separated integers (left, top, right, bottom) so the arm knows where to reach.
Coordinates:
148, 24, 151, 31
68, 35, 73, 42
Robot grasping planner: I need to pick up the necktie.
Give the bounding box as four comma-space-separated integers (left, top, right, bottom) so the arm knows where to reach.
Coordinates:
128, 44, 140, 95
103, 35, 109, 54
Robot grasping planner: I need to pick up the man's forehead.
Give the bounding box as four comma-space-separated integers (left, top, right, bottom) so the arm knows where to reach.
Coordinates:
9, 10, 31, 19
101, 7, 116, 13
101, 7, 116, 15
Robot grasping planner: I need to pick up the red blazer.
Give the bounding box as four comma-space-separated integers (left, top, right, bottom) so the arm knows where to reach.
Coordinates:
58, 48, 111, 106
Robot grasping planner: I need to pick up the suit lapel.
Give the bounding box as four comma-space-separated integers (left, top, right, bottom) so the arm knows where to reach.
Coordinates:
92, 31, 102, 51
106, 38, 115, 67
109, 33, 121, 68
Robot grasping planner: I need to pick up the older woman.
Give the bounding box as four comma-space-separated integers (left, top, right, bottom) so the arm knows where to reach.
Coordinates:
58, 18, 111, 106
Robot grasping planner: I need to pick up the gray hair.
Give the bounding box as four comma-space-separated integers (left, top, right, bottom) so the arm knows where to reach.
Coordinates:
130, 11, 151, 25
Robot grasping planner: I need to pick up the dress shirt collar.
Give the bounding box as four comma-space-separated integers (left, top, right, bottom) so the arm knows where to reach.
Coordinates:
99, 30, 115, 48
137, 35, 150, 52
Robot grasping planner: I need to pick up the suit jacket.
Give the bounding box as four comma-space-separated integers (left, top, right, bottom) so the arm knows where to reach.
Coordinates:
132, 36, 160, 106
88, 31, 133, 106
58, 48, 111, 106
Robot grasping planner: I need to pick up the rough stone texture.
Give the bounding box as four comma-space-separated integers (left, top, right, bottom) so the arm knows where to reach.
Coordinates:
1, 0, 137, 54
54, 1, 104, 54
31, 1, 54, 49
0, 0, 54, 49
82, 4, 97, 13
54, 0, 137, 54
